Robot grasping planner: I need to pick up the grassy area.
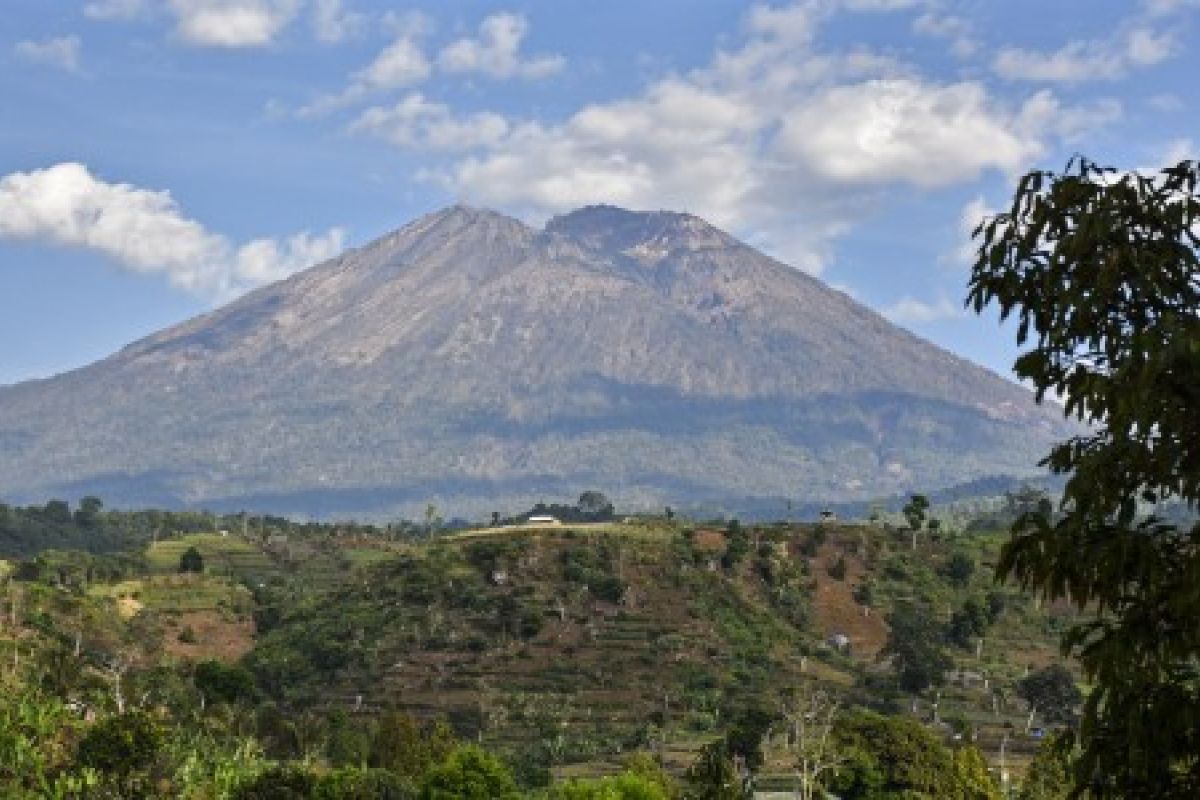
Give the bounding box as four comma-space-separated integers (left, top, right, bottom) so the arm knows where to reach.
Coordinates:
89, 574, 253, 615
146, 533, 278, 581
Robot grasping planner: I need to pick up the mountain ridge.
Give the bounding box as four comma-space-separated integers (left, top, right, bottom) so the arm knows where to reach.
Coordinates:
0, 204, 1065, 517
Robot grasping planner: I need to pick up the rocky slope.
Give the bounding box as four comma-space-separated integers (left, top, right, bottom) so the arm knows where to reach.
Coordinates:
0, 205, 1065, 516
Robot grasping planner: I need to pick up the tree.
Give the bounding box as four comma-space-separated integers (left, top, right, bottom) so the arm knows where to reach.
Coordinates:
682, 740, 750, 800
546, 772, 672, 800
232, 764, 317, 800
178, 546, 205, 574
194, 660, 256, 705
1018, 735, 1074, 800
968, 156, 1200, 797
419, 745, 520, 800
882, 604, 953, 693
830, 711, 955, 799
902, 494, 929, 550
1017, 665, 1082, 726
827, 555, 847, 581
941, 552, 975, 588
76, 712, 161, 779
781, 687, 846, 800
946, 598, 990, 651
721, 520, 750, 570
577, 491, 614, 518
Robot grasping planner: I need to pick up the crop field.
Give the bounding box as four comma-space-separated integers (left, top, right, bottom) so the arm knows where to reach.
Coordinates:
146, 532, 279, 581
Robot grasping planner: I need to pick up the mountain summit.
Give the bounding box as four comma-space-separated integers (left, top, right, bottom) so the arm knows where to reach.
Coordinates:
0, 206, 1064, 516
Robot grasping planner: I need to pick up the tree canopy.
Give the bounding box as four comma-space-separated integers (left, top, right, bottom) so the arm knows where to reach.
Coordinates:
968, 156, 1200, 797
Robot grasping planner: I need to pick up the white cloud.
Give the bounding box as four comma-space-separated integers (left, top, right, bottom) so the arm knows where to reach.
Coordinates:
1125, 27, 1176, 65
883, 293, 966, 323
993, 26, 1177, 83
358, 34, 431, 89
774, 80, 1040, 187
1158, 138, 1197, 164
168, 0, 301, 48
0, 163, 343, 301
351, 94, 510, 151
311, 0, 364, 44
1143, 0, 1200, 15
437, 13, 564, 79
911, 13, 977, 58
296, 30, 430, 117
391, 4, 1120, 274
84, 0, 149, 19
948, 196, 997, 265
14, 36, 83, 73
1014, 91, 1123, 142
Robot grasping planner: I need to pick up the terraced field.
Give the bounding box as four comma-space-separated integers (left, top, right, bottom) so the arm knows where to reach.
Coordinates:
146, 533, 280, 582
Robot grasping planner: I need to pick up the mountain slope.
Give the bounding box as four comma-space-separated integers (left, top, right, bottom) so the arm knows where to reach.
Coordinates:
0, 205, 1065, 516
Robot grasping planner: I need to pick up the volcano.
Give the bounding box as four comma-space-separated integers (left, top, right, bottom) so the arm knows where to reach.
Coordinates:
0, 205, 1064, 517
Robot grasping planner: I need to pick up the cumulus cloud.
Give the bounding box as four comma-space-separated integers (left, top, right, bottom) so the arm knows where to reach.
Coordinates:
351, 93, 510, 151
911, 13, 977, 58
993, 26, 1177, 82
387, 4, 1116, 273
774, 80, 1041, 187
883, 293, 967, 323
311, 0, 364, 44
14, 36, 83, 73
437, 13, 564, 79
296, 30, 431, 117
357, 34, 431, 89
0, 163, 344, 301
168, 0, 301, 48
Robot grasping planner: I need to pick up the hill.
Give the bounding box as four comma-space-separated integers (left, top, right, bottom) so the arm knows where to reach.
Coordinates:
1, 518, 1078, 790
0, 205, 1068, 516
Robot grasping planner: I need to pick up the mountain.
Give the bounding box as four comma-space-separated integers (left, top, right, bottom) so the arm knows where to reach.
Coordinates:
0, 205, 1066, 517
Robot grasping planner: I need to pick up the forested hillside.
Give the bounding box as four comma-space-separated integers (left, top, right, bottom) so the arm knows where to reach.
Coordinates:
0, 505, 1080, 798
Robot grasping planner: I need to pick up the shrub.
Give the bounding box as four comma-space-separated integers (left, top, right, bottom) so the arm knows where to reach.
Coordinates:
76, 712, 161, 777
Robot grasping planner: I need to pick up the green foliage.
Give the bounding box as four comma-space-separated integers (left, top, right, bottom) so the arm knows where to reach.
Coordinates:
720, 520, 750, 570
76, 712, 161, 777
544, 771, 671, 800
682, 740, 749, 800
1018, 735, 1074, 800
178, 546, 205, 574
314, 766, 417, 799
903, 495, 929, 532
0, 689, 82, 794
968, 155, 1200, 797
950, 745, 1003, 800
195, 660, 256, 705
940, 552, 975, 587
1016, 665, 1082, 725
419, 745, 521, 800
372, 713, 456, 779
723, 706, 774, 772
945, 598, 990, 650
232, 763, 317, 799
882, 604, 953, 692
853, 580, 874, 607
831, 711, 958, 799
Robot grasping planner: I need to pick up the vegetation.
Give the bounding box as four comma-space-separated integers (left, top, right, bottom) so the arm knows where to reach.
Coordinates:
0, 498, 1080, 797
969, 156, 1200, 797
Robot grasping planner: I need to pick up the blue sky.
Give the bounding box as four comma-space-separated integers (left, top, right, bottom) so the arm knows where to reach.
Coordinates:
1, 0, 1196, 386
